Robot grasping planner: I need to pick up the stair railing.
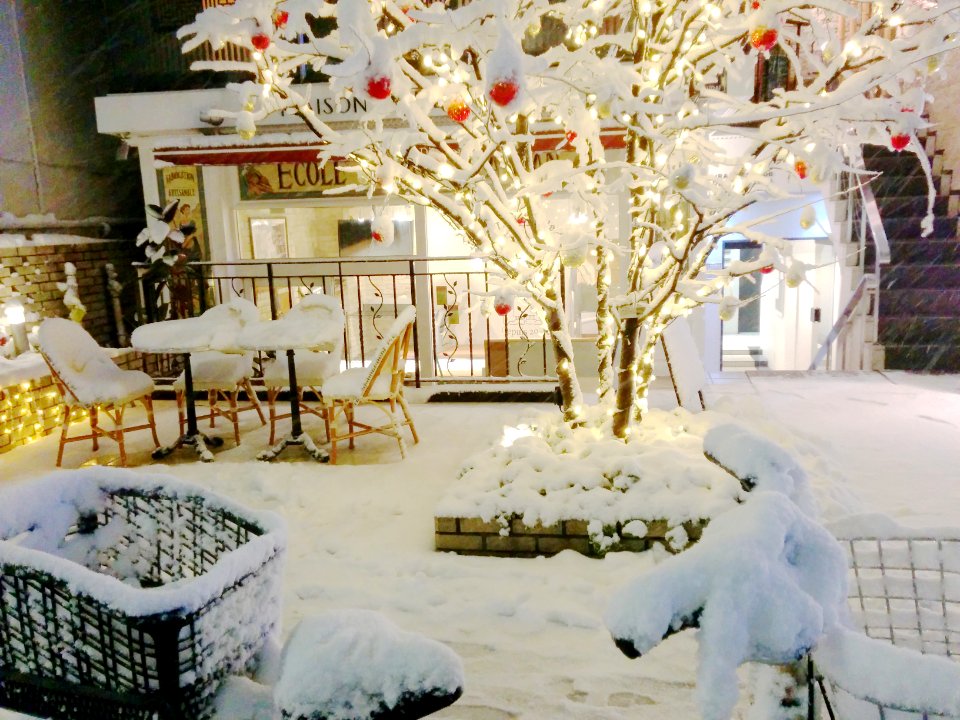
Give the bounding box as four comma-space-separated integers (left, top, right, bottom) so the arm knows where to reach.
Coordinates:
809, 147, 889, 371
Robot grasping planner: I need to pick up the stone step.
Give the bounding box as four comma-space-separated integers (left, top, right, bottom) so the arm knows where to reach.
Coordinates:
880, 264, 960, 290
880, 288, 960, 317
879, 316, 960, 344
884, 343, 960, 372
862, 152, 925, 176
876, 195, 949, 219
869, 174, 943, 198
889, 240, 960, 264
882, 216, 957, 240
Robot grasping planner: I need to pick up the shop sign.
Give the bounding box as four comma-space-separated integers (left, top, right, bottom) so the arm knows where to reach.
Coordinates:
239, 160, 364, 199
159, 166, 208, 261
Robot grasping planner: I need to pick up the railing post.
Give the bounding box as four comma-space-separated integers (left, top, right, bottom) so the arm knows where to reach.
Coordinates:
266, 262, 278, 320
409, 259, 421, 388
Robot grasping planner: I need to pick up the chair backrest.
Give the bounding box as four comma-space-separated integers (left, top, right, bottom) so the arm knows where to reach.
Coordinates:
360, 306, 416, 397
287, 293, 346, 355
37, 318, 121, 406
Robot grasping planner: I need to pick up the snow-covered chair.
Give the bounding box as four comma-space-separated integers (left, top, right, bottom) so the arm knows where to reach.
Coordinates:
174, 298, 266, 445
320, 306, 418, 464
260, 294, 345, 445
37, 317, 160, 467
273, 610, 464, 720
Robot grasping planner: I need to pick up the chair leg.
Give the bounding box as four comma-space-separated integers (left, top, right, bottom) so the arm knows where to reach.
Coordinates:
267, 387, 278, 445
322, 399, 331, 443
143, 395, 161, 448
228, 390, 241, 445
245, 379, 266, 425
89, 406, 100, 451
389, 399, 406, 459
176, 390, 186, 438
57, 405, 72, 467
208, 389, 218, 429
346, 404, 355, 449
398, 395, 419, 444
115, 406, 128, 467
328, 404, 339, 464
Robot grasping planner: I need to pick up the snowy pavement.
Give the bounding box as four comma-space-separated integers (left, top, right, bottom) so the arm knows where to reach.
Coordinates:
0, 371, 958, 718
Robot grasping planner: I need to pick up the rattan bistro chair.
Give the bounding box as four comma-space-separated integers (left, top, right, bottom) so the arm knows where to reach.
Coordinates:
260, 293, 345, 445
173, 299, 266, 445
38, 318, 160, 467
320, 306, 418, 464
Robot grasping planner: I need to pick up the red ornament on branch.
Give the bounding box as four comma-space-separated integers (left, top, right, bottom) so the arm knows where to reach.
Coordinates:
750, 27, 778, 52
366, 75, 392, 100
760, 265, 775, 274
565, 130, 577, 146
272, 10, 289, 28
494, 299, 513, 316
489, 79, 520, 107
447, 99, 471, 123
794, 160, 807, 179
251, 33, 271, 51
890, 133, 910, 151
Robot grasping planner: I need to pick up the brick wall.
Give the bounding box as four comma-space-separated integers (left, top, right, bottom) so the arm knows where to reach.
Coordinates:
435, 516, 706, 558
0, 234, 141, 347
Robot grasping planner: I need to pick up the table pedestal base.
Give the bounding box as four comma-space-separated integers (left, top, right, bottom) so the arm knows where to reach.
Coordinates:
152, 433, 225, 463
257, 433, 329, 463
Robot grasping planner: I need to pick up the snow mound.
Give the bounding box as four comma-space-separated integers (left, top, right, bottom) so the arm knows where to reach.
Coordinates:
274, 609, 464, 720
605, 492, 848, 720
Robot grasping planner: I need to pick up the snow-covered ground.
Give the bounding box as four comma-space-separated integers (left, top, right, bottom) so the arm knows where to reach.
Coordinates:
1, 370, 959, 719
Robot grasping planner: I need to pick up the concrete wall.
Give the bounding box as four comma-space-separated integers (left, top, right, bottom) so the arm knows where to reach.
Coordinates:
0, 1, 142, 220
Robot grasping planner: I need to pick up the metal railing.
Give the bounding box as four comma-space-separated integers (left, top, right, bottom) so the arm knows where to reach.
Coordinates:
809, 148, 889, 371
135, 256, 559, 386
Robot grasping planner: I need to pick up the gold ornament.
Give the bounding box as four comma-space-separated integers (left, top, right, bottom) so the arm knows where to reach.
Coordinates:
238, 127, 256, 140
799, 206, 816, 230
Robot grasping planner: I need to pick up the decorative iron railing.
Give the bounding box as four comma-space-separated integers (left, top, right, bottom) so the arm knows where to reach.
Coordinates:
135, 256, 561, 386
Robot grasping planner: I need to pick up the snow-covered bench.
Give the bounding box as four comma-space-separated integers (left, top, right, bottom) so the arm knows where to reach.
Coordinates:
0, 468, 285, 720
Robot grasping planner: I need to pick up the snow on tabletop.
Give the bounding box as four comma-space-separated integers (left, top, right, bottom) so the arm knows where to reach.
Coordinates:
131, 297, 261, 353
0, 467, 285, 617
605, 492, 849, 720
238, 296, 344, 352
826, 512, 960, 541
437, 407, 761, 535
815, 628, 960, 715
274, 609, 464, 720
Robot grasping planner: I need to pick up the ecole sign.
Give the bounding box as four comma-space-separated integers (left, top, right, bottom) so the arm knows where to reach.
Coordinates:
239, 160, 359, 199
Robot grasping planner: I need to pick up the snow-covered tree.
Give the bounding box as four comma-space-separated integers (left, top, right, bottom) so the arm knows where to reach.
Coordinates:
180, 0, 959, 437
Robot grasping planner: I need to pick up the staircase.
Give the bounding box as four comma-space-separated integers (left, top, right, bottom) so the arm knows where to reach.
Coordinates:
863, 141, 960, 371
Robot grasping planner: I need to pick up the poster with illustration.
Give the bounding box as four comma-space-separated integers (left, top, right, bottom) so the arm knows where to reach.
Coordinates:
159, 166, 207, 261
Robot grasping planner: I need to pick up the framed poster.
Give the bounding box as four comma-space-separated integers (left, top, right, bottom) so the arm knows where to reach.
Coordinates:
157, 165, 208, 261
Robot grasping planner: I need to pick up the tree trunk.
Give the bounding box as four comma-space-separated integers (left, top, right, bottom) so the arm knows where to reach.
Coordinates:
612, 316, 640, 438
595, 245, 614, 402
544, 302, 584, 424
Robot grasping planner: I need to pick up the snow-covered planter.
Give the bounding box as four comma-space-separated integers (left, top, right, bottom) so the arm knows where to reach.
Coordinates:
437, 409, 809, 556
0, 467, 286, 720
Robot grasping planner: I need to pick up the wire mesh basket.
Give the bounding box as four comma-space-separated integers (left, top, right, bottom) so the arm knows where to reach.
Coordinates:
0, 469, 285, 720
813, 530, 960, 719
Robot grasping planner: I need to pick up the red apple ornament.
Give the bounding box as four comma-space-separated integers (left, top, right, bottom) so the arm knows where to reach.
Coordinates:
366, 75, 392, 100
251, 33, 271, 51
489, 79, 520, 107
447, 99, 470, 123
565, 130, 577, 146
760, 265, 774, 274
890, 133, 910, 151
494, 299, 513, 316
794, 160, 807, 179
273, 10, 289, 28
750, 27, 778, 52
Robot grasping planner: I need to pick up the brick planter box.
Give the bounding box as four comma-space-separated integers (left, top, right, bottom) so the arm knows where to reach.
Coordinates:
435, 516, 707, 558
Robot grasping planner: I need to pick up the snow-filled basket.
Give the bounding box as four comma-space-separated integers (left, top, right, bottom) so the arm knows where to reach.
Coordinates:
0, 468, 286, 720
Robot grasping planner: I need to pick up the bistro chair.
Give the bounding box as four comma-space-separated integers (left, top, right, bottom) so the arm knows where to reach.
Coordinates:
37, 317, 160, 467
320, 306, 418, 464
173, 298, 266, 445
260, 293, 346, 445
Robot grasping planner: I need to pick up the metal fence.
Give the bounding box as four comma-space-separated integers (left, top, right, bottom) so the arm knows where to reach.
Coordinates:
136, 256, 560, 386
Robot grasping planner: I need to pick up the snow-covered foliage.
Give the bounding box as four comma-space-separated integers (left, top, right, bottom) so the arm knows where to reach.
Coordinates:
438, 406, 832, 549
605, 491, 849, 720
56, 261, 86, 323
178, 0, 960, 434
274, 610, 464, 720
